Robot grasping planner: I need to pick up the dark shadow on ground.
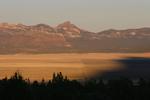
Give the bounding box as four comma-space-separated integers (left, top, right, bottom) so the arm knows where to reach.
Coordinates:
92, 57, 150, 79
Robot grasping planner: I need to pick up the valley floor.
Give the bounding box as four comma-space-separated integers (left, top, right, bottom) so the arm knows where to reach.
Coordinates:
0, 53, 150, 80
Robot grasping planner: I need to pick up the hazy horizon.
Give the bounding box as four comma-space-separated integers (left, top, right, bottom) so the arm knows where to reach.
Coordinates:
0, 0, 150, 31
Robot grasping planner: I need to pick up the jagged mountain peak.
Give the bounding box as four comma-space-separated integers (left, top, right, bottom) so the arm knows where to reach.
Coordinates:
61, 21, 71, 25
57, 21, 72, 27
56, 21, 82, 38
57, 21, 80, 30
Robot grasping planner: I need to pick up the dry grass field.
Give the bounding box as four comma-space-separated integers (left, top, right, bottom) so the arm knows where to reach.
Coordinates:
0, 53, 150, 81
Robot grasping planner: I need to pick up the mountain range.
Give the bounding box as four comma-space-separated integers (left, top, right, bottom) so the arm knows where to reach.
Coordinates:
0, 21, 150, 54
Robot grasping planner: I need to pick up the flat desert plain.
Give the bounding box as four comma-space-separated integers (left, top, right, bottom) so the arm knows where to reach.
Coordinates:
0, 53, 150, 81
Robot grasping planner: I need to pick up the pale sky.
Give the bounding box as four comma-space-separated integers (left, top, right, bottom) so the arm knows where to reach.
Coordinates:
0, 0, 150, 32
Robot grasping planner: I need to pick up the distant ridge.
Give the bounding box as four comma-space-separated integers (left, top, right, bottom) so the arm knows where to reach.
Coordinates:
0, 21, 150, 54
